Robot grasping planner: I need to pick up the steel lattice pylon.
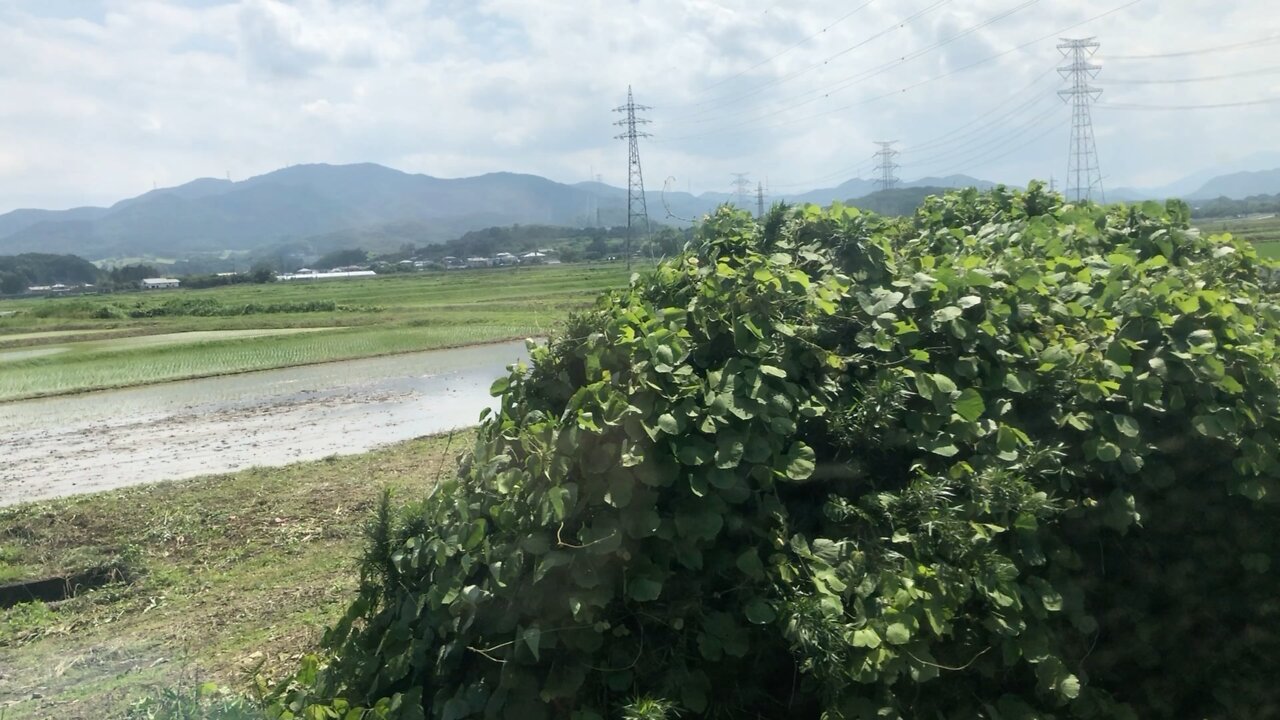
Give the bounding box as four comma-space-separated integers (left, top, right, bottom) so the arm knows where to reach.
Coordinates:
873, 141, 899, 191
613, 86, 651, 271
1058, 38, 1105, 203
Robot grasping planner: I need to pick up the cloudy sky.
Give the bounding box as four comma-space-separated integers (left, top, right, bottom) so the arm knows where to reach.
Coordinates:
0, 0, 1277, 212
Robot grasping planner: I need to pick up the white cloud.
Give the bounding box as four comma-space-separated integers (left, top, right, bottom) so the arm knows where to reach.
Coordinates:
0, 0, 1277, 211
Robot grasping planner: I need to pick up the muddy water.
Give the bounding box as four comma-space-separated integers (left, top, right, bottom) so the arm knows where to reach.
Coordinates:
0, 340, 531, 506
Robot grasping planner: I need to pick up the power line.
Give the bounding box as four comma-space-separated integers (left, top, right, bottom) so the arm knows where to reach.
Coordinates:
902, 103, 1063, 173
689, 0, 878, 98
670, 0, 1044, 130
658, 0, 1143, 145
769, 154, 878, 190
1097, 97, 1280, 110
923, 117, 1070, 178
1104, 65, 1280, 84
1103, 34, 1280, 60
613, 86, 652, 273
902, 66, 1059, 153
669, 0, 956, 121
1058, 37, 1104, 203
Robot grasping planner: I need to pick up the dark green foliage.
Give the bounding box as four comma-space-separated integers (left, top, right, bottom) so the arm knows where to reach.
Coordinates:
846, 186, 949, 217
0, 252, 101, 294
273, 185, 1280, 719
110, 263, 162, 285
35, 298, 374, 320
317, 248, 371, 270
1191, 192, 1280, 218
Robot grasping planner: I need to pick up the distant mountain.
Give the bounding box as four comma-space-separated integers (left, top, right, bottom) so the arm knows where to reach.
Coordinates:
1111, 152, 1280, 201
0, 164, 630, 260
1187, 169, 1280, 201
0, 164, 1000, 261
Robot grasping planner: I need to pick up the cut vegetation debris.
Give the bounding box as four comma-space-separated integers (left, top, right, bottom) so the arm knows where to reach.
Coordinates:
0, 434, 462, 720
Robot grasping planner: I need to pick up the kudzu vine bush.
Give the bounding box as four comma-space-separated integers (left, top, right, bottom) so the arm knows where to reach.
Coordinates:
272, 184, 1280, 719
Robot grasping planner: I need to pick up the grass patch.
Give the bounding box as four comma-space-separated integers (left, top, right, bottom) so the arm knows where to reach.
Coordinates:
0, 263, 632, 400
0, 433, 465, 719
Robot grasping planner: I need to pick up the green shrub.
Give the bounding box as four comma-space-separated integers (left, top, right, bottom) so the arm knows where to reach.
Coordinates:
273, 185, 1280, 719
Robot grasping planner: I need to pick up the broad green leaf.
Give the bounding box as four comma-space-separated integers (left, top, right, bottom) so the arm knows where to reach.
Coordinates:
744, 597, 776, 625
784, 442, 817, 481
627, 576, 663, 602
885, 623, 911, 645
953, 388, 986, 422
852, 627, 882, 648
1113, 413, 1140, 438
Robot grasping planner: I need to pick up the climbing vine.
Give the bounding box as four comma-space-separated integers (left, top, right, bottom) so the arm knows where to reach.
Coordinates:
268, 183, 1280, 719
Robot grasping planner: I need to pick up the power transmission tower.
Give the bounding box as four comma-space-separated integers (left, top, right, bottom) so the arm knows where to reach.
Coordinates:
731, 173, 752, 208
756, 181, 766, 219
873, 141, 899, 191
613, 86, 652, 271
1057, 37, 1104, 203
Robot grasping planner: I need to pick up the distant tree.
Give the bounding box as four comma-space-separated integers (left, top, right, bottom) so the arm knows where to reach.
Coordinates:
316, 248, 369, 270
250, 263, 277, 283
109, 264, 160, 286
0, 272, 24, 295
557, 247, 582, 263
654, 227, 682, 257
0, 253, 102, 290
585, 234, 609, 260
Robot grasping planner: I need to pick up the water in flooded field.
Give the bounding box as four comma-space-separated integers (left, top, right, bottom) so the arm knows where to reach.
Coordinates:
0, 339, 530, 505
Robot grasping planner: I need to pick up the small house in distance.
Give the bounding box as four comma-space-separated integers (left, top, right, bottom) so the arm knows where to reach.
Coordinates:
141, 278, 181, 290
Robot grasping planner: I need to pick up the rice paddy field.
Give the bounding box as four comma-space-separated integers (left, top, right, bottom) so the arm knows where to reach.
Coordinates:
1194, 214, 1280, 259
0, 263, 632, 401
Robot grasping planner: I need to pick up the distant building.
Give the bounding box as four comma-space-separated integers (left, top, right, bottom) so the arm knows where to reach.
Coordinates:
520, 251, 548, 264
141, 278, 181, 290
493, 252, 519, 266
442, 256, 466, 270
467, 257, 492, 268
276, 270, 378, 282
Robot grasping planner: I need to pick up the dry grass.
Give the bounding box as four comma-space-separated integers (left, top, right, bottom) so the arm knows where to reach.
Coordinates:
0, 433, 467, 719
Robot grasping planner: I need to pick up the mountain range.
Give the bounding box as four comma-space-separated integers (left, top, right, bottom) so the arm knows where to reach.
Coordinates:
1, 160, 1277, 262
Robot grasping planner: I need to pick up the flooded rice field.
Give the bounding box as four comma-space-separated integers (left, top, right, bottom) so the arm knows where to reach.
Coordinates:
0, 339, 530, 505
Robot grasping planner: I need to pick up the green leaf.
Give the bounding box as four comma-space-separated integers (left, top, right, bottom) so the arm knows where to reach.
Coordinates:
953, 388, 986, 422
1095, 441, 1122, 462
736, 549, 766, 580
744, 597, 776, 625
656, 413, 679, 435
1192, 414, 1226, 439
522, 627, 542, 661
760, 364, 788, 378
783, 442, 817, 481
442, 698, 470, 720
1113, 413, 1140, 438
931, 373, 958, 395
885, 622, 911, 645
934, 306, 963, 323
715, 436, 745, 469
627, 576, 663, 602
489, 376, 510, 396
852, 627, 882, 648
676, 437, 714, 466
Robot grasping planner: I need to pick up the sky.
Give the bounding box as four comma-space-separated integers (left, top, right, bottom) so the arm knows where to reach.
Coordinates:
0, 0, 1278, 212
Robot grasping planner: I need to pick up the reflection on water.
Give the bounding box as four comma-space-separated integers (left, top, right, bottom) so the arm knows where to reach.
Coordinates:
0, 339, 531, 505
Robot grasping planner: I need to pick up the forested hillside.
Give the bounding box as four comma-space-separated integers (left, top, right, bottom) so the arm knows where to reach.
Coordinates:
0, 253, 100, 294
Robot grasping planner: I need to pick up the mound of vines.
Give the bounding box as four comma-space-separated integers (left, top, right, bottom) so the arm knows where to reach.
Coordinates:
274, 184, 1280, 719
